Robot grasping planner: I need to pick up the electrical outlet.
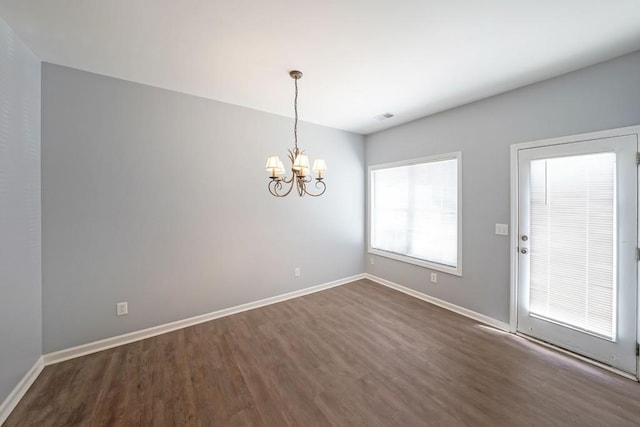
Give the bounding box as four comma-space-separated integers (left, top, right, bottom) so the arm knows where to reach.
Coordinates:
370, 258, 375, 265
116, 302, 128, 316
294, 267, 301, 277
430, 272, 437, 283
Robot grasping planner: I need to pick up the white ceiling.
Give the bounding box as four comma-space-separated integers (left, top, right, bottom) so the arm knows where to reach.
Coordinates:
1, 1, 639, 135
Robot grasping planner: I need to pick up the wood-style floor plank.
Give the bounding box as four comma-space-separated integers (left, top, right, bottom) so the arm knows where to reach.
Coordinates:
5, 279, 640, 426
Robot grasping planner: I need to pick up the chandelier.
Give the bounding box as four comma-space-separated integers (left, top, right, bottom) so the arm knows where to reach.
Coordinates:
265, 70, 327, 197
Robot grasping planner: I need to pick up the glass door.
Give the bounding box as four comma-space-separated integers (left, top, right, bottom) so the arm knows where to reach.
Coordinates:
517, 135, 638, 375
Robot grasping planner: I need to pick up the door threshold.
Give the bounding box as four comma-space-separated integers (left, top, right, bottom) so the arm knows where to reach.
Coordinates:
515, 332, 638, 381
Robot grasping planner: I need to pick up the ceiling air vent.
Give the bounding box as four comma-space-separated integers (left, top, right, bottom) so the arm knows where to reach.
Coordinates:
375, 112, 395, 121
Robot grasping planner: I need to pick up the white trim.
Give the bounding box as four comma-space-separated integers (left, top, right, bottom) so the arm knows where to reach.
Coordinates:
365, 273, 639, 381
510, 125, 640, 152
364, 273, 510, 331
0, 356, 44, 426
368, 249, 461, 276
367, 151, 463, 276
43, 274, 365, 366
516, 333, 637, 381
509, 141, 519, 332
509, 125, 640, 378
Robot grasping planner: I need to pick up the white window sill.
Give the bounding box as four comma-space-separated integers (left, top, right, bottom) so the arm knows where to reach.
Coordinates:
368, 248, 462, 277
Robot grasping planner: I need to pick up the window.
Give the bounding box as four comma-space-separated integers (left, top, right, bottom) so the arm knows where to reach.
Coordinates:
368, 152, 461, 275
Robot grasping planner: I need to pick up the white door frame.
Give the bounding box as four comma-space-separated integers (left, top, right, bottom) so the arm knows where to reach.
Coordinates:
509, 125, 640, 375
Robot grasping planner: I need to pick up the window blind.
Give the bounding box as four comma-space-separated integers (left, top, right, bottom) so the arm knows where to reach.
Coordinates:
371, 158, 458, 267
529, 153, 616, 339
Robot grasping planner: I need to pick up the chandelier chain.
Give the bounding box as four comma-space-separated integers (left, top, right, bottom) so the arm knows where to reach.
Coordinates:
294, 77, 299, 150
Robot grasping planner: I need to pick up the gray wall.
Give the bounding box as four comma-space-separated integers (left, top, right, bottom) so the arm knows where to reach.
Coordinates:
365, 50, 640, 324
41, 64, 365, 353
0, 18, 41, 403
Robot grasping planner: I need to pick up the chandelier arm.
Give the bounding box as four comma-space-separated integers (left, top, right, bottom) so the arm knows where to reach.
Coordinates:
280, 173, 294, 184
267, 179, 282, 197
268, 177, 296, 197
302, 179, 326, 197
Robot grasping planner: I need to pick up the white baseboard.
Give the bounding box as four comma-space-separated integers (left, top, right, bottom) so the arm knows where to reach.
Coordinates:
364, 274, 639, 381
0, 356, 44, 426
43, 273, 366, 366
364, 273, 511, 331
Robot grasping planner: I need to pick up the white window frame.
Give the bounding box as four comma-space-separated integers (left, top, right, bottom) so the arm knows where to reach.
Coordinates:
367, 151, 462, 276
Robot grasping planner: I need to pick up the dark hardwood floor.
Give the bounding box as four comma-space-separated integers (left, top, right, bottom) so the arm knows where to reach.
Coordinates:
5, 279, 640, 426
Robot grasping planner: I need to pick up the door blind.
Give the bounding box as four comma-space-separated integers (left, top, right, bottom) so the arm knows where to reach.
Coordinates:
528, 153, 616, 339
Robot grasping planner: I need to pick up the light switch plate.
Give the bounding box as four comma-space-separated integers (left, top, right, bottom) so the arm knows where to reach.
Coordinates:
495, 223, 509, 236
